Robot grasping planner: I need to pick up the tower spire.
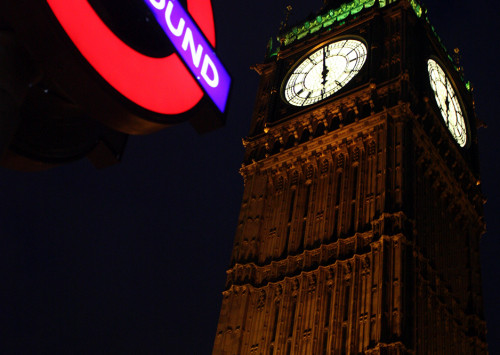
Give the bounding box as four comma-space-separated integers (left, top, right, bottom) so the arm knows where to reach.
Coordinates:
453, 47, 464, 74
279, 5, 293, 33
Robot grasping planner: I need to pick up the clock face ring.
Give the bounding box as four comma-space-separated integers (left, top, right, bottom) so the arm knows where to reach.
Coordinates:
427, 59, 468, 147
282, 39, 367, 107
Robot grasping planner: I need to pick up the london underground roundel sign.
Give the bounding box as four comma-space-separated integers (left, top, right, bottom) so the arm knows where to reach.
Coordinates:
45, 0, 230, 116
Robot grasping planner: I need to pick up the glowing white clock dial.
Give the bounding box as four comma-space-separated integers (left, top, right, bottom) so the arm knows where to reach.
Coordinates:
427, 59, 467, 147
283, 39, 367, 107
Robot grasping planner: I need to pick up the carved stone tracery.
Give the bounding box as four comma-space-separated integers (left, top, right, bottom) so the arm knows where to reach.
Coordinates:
214, 1, 487, 354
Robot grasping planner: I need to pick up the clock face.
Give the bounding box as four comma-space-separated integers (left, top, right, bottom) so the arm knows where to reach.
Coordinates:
283, 39, 367, 107
427, 59, 467, 147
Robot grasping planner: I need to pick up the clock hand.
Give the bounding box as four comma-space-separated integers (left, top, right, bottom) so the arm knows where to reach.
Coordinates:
445, 94, 450, 120
322, 48, 328, 86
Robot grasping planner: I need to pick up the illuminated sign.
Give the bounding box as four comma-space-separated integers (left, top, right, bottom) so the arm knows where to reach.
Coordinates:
45, 0, 228, 115
144, 0, 231, 114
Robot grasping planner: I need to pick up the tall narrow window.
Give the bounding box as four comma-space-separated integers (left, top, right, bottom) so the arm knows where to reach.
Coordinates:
271, 302, 280, 342
289, 300, 297, 337
341, 326, 348, 355
325, 291, 332, 327
334, 172, 343, 238
304, 184, 312, 217
352, 166, 359, 200
350, 202, 356, 232
335, 173, 343, 206
322, 331, 329, 355
284, 225, 290, 253
301, 184, 312, 248
299, 222, 306, 249
288, 190, 296, 222
343, 285, 350, 321
286, 190, 296, 251
351, 165, 359, 232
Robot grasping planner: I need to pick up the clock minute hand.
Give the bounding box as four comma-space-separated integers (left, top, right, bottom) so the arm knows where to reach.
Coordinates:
445, 93, 450, 120
321, 48, 328, 86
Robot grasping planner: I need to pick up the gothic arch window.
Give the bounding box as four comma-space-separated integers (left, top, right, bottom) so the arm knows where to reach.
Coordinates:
252, 114, 265, 134
329, 115, 341, 131
285, 134, 295, 149
345, 109, 356, 125
257, 146, 267, 161
246, 150, 255, 164
360, 102, 371, 118
271, 140, 282, 155
314, 123, 326, 138
391, 37, 401, 53
299, 128, 311, 144
388, 90, 399, 106
390, 59, 401, 78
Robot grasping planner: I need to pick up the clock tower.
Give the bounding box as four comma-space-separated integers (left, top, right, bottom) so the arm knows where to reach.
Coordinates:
213, 0, 487, 354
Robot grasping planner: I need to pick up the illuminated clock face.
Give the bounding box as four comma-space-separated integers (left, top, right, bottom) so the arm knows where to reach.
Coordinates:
427, 59, 467, 147
283, 39, 367, 107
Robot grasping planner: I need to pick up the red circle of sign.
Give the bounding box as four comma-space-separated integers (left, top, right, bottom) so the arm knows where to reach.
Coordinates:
46, 0, 216, 115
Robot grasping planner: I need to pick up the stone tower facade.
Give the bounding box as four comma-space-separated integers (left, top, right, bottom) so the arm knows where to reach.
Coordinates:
213, 0, 487, 354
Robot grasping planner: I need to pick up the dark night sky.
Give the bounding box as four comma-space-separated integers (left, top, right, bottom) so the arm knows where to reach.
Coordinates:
1, 0, 499, 353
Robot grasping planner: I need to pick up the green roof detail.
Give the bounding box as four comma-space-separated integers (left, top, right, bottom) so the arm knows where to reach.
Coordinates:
268, 0, 470, 88
409, 0, 423, 17
279, 0, 384, 48
277, 0, 426, 49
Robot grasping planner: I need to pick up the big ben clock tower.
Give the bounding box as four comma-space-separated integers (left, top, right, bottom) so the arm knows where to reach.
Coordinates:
213, 0, 488, 354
